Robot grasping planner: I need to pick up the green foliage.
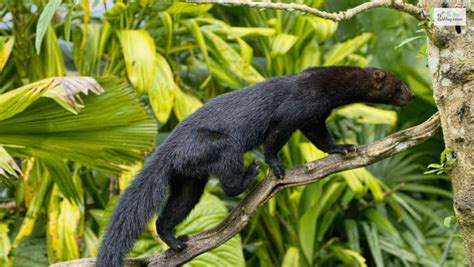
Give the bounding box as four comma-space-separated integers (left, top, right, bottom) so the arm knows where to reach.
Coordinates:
425, 148, 457, 175
0, 0, 464, 266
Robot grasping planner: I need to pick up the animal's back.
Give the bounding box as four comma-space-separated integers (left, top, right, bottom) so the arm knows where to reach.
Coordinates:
169, 75, 296, 151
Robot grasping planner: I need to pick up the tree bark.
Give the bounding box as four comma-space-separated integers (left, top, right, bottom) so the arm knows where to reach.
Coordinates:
424, 0, 474, 264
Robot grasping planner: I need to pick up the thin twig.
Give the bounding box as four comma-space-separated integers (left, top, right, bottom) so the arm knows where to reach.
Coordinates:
52, 113, 440, 267
184, 0, 425, 21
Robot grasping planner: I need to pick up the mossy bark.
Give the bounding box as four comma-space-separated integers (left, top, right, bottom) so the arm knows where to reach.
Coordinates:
425, 0, 473, 264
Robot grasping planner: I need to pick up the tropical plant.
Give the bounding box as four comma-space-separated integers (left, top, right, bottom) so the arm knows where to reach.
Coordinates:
0, 0, 464, 266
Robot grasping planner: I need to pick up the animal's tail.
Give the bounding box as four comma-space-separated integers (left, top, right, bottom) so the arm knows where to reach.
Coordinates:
96, 153, 170, 267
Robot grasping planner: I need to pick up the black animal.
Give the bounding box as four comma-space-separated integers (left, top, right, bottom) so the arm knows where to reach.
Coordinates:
96, 66, 414, 266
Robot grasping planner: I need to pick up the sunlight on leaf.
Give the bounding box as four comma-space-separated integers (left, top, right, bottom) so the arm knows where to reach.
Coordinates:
0, 76, 104, 121
215, 27, 276, 39
47, 185, 82, 262
0, 36, 14, 72
119, 30, 157, 95
299, 41, 321, 71
271, 34, 298, 57
173, 87, 203, 121
0, 223, 11, 266
306, 17, 338, 42
14, 162, 53, 248
324, 33, 373, 66
149, 54, 176, 124
0, 145, 21, 177
203, 29, 264, 85
330, 104, 397, 126
0, 78, 156, 174
166, 2, 212, 15
282, 247, 300, 267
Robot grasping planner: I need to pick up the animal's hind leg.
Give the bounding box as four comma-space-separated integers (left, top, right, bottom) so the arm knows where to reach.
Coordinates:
211, 150, 259, 197
156, 175, 207, 250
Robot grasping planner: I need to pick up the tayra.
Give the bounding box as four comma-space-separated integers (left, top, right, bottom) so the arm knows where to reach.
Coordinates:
97, 66, 414, 266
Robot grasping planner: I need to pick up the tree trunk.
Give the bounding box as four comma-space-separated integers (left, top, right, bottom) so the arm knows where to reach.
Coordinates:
425, 1, 473, 264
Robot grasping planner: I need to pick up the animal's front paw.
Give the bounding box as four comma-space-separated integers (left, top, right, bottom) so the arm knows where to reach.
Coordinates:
269, 160, 285, 179
327, 144, 358, 155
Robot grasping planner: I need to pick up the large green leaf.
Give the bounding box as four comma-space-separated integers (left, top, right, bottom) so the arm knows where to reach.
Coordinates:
0, 76, 103, 121
173, 87, 203, 121
119, 30, 157, 95
324, 33, 373, 66
148, 53, 176, 124
0, 78, 157, 173
175, 192, 245, 267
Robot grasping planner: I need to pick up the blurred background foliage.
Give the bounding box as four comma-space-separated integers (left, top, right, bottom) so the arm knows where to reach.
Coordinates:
0, 0, 465, 266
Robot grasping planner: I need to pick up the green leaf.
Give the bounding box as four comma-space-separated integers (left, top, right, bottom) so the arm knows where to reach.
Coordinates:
166, 2, 212, 15
443, 216, 457, 228
344, 220, 360, 252
173, 87, 203, 121
271, 34, 298, 57
35, 0, 63, 54
331, 246, 367, 267
362, 222, 384, 267
119, 30, 157, 95
282, 247, 300, 267
149, 53, 176, 124
324, 33, 373, 66
394, 36, 424, 50
401, 184, 453, 198
47, 185, 82, 261
339, 168, 367, 198
215, 27, 276, 39
159, 12, 173, 51
0, 223, 12, 266
306, 17, 338, 42
186, 19, 209, 66
365, 209, 401, 242
0, 145, 21, 177
176, 192, 245, 267
0, 77, 103, 121
0, 78, 157, 174
14, 162, 53, 248
299, 41, 321, 71
299, 182, 345, 264
0, 36, 14, 72
203, 29, 264, 85
330, 104, 397, 126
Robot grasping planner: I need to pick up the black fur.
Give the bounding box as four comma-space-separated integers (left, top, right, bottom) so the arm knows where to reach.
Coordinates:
96, 66, 414, 266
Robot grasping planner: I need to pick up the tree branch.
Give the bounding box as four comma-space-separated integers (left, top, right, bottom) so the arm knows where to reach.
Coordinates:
184, 0, 425, 21
52, 113, 440, 267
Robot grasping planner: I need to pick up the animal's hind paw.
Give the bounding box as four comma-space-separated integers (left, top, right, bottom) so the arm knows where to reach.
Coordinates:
168, 237, 187, 251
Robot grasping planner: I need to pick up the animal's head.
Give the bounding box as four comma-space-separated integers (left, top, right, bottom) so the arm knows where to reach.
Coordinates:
365, 68, 415, 106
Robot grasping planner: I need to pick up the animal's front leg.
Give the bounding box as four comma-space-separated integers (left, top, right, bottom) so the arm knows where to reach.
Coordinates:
301, 122, 357, 155
263, 126, 294, 179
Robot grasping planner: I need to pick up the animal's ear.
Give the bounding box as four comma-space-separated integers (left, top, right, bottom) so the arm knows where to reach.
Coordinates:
372, 70, 386, 89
